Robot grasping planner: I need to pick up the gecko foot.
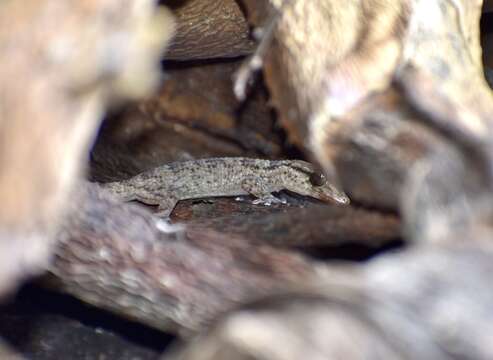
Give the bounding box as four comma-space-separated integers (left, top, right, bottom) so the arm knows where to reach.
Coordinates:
154, 209, 172, 218
155, 218, 186, 241
252, 195, 287, 206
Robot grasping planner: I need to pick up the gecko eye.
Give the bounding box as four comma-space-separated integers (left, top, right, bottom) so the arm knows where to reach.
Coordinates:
309, 172, 326, 187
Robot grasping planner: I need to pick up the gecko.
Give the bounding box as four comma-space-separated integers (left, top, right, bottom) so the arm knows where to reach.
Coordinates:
100, 157, 350, 217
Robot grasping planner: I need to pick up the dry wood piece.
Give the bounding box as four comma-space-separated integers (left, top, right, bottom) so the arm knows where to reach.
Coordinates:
326, 89, 439, 210
0, 1, 174, 296
240, 0, 486, 159
239, 0, 487, 193
325, 58, 493, 244
240, 0, 411, 151
393, 66, 493, 244
139, 60, 283, 156
164, 294, 405, 360
240, 0, 493, 245
165, 0, 255, 60
48, 183, 321, 336
164, 243, 493, 360
186, 204, 400, 249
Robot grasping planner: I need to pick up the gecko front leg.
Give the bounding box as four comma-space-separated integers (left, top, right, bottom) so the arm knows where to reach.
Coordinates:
241, 177, 287, 206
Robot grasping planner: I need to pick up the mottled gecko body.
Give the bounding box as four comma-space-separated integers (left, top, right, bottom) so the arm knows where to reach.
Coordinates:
101, 158, 349, 217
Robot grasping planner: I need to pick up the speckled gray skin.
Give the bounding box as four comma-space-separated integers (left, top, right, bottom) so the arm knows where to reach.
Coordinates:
101, 158, 349, 217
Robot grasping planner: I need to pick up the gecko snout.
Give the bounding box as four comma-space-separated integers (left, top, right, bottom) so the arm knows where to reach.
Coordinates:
308, 172, 350, 205
316, 185, 350, 205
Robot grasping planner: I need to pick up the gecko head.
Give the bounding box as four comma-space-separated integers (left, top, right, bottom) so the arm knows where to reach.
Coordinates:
286, 160, 350, 205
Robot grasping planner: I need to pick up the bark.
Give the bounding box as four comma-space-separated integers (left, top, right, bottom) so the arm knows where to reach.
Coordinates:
165, 244, 493, 360
186, 205, 400, 248
48, 183, 321, 336
165, 0, 255, 60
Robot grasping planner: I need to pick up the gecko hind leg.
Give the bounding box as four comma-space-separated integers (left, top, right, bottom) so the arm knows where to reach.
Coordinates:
155, 198, 178, 218
133, 194, 177, 218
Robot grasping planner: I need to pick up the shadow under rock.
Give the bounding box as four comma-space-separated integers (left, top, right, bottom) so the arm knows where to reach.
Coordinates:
0, 282, 175, 360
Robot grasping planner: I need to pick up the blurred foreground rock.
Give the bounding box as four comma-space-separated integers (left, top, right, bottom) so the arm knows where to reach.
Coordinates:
0, 0, 174, 296
165, 244, 493, 360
